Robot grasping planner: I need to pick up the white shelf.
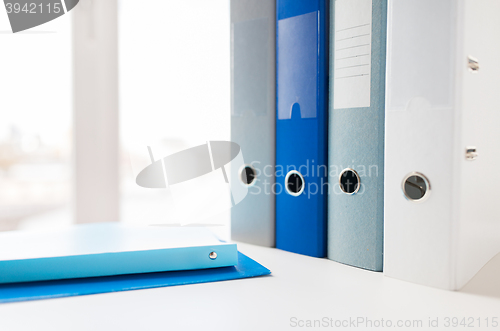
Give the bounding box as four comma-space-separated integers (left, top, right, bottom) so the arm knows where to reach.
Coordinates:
1, 242, 500, 330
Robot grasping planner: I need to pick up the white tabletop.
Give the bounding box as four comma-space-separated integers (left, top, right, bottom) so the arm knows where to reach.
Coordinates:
1, 242, 500, 331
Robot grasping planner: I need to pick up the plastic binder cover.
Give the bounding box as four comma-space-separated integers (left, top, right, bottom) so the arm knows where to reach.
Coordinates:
0, 223, 238, 284
275, 0, 328, 258
384, 0, 500, 289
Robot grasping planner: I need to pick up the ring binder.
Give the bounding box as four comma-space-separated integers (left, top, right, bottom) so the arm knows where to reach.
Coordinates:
384, 0, 500, 290
327, 0, 386, 271
276, 0, 329, 257
230, 0, 276, 247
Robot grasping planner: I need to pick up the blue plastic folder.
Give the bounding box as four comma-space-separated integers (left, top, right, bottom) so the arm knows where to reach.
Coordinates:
0, 252, 270, 304
276, 0, 329, 257
0, 224, 238, 284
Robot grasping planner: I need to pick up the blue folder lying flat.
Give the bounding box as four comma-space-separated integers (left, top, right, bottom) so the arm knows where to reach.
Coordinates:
0, 224, 238, 284
0, 252, 270, 304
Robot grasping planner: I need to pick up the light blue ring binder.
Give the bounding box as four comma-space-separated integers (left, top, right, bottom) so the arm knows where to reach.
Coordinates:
327, 0, 387, 271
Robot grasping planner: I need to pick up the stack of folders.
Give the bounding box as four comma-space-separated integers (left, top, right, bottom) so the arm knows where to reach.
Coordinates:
230, 0, 500, 290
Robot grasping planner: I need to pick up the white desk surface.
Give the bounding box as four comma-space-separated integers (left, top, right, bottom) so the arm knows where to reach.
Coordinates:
1, 242, 500, 331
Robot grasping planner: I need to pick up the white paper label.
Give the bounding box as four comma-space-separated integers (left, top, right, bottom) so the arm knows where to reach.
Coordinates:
333, 0, 372, 109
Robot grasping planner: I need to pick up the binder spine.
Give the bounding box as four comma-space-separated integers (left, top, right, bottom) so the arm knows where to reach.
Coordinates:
327, 0, 387, 271
230, 0, 276, 247
275, 0, 329, 257
385, 0, 500, 290
384, 0, 458, 289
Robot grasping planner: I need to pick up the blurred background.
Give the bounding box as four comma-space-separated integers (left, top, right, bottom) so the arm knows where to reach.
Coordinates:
0, 0, 231, 239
